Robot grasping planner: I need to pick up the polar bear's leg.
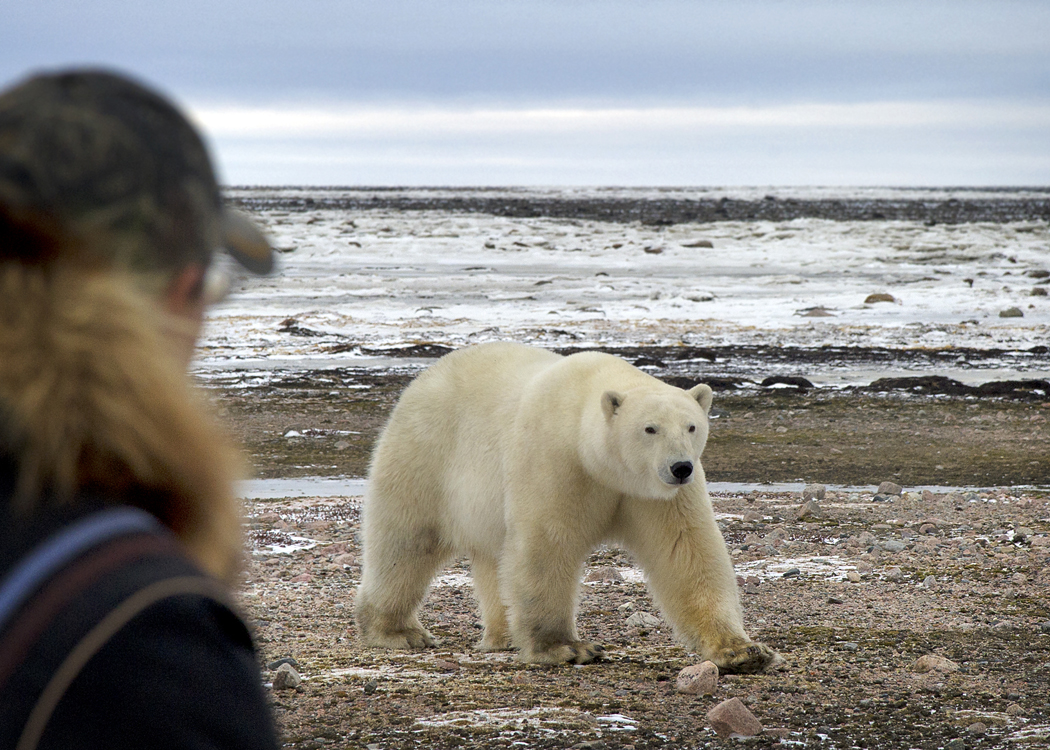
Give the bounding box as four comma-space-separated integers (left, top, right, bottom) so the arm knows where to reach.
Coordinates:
471, 554, 512, 651
501, 527, 604, 665
616, 490, 781, 673
356, 523, 448, 650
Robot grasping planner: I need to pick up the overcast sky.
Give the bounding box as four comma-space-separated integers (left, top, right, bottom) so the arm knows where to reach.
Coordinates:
4, 0, 1049, 186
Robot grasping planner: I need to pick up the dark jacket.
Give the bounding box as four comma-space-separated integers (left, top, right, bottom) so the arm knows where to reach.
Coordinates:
0, 493, 280, 750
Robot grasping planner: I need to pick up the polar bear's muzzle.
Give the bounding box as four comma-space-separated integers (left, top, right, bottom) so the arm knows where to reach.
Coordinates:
661, 460, 694, 486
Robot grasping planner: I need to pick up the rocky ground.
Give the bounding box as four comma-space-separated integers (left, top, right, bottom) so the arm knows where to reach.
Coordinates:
237, 483, 1050, 750
202, 363, 1050, 750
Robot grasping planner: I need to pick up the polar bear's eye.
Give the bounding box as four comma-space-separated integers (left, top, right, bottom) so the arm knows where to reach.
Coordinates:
688, 424, 696, 433
644, 426, 657, 434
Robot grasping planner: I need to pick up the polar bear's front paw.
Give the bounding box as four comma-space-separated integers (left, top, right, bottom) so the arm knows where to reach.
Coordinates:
713, 641, 784, 674
521, 640, 605, 665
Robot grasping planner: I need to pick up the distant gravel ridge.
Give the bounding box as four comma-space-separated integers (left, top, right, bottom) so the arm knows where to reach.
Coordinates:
230, 187, 1050, 225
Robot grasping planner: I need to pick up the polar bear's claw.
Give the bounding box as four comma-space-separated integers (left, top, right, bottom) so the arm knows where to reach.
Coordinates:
714, 641, 784, 674
569, 641, 605, 664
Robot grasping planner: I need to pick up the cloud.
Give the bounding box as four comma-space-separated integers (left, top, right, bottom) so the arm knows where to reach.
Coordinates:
192, 100, 1050, 139
199, 99, 1050, 186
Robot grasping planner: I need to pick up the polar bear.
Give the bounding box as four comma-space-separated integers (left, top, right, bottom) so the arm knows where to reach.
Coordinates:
356, 342, 779, 672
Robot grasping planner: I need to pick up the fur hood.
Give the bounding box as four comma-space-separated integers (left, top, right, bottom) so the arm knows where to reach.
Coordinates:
0, 262, 244, 582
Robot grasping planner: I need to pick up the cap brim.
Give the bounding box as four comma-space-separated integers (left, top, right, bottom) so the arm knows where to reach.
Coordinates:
221, 209, 274, 275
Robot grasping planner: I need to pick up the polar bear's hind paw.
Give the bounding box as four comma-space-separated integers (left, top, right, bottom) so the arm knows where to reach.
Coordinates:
521, 640, 605, 664
362, 626, 438, 651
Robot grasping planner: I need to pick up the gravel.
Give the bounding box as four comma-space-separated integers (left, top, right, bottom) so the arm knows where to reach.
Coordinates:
240, 484, 1050, 749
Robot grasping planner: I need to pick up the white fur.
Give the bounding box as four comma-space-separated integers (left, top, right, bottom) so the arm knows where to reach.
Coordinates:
356, 342, 778, 670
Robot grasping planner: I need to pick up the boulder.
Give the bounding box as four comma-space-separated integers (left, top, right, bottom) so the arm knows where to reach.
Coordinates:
676, 661, 719, 695
707, 697, 763, 737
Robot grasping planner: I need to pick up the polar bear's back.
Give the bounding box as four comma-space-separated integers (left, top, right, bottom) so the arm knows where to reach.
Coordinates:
366, 343, 563, 552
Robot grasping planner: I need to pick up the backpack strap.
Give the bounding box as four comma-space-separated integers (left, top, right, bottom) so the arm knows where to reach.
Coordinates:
0, 507, 236, 750
0, 507, 162, 636
16, 575, 229, 750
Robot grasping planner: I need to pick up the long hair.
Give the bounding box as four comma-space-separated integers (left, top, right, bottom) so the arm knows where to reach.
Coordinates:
0, 260, 244, 582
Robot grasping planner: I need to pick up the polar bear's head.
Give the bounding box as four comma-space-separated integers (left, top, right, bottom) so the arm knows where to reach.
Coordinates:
590, 382, 714, 500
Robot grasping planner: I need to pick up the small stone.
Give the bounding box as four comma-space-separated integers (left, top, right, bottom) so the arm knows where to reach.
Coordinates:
802, 483, 826, 501
846, 571, 862, 583
880, 540, 907, 553
885, 566, 903, 581
782, 568, 801, 579
334, 440, 350, 450
1006, 703, 1025, 717
363, 679, 378, 695
585, 566, 625, 583
999, 307, 1024, 318
921, 489, 936, 502
912, 654, 960, 673
966, 721, 988, 735
267, 657, 300, 671
643, 245, 664, 254
827, 596, 844, 605
946, 739, 965, 750
1032, 287, 1048, 296
435, 660, 461, 672
333, 553, 357, 566
877, 481, 904, 496
272, 663, 302, 690
626, 611, 661, 629
289, 573, 313, 583
864, 293, 897, 304
682, 239, 715, 248
923, 575, 937, 588
707, 696, 763, 737
797, 500, 822, 521
919, 523, 938, 535
676, 661, 719, 695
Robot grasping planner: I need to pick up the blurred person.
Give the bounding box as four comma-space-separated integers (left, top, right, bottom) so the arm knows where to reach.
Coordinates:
0, 69, 279, 749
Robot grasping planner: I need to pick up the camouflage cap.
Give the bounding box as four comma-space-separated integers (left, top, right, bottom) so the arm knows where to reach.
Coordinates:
0, 68, 273, 283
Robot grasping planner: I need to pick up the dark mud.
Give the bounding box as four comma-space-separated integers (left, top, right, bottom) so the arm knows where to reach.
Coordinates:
229, 187, 1050, 226
209, 375, 1050, 487
203, 343, 1050, 488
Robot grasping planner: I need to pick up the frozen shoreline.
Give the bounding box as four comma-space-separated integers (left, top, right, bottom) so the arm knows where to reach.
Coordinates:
198, 187, 1050, 402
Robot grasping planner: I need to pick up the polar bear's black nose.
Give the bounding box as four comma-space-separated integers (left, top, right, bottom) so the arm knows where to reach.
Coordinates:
671, 461, 693, 481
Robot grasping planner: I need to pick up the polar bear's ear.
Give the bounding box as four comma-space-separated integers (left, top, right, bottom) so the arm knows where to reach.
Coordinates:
601, 391, 625, 420
687, 383, 714, 415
